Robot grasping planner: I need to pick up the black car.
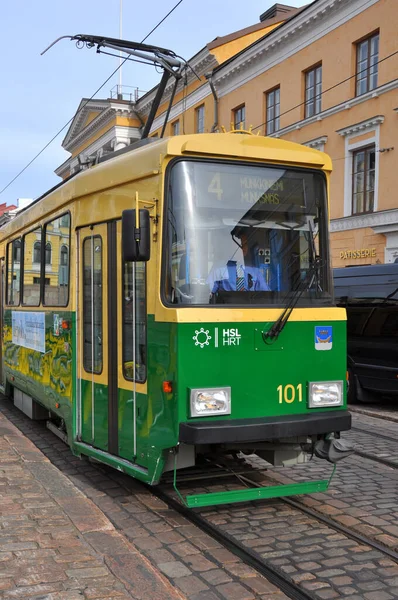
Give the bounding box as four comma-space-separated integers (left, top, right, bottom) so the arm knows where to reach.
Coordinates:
334, 264, 398, 403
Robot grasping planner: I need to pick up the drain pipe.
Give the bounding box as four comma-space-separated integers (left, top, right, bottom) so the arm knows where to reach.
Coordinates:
205, 72, 219, 133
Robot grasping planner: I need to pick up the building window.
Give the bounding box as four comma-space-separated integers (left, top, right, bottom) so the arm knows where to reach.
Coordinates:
60, 245, 68, 266
44, 213, 70, 306
45, 242, 51, 265
196, 105, 205, 133
83, 236, 103, 374
233, 105, 245, 130
266, 87, 280, 135
60, 214, 70, 227
7, 239, 21, 305
356, 32, 379, 96
13, 240, 21, 263
172, 120, 180, 135
305, 65, 322, 118
34, 277, 50, 285
23, 228, 41, 306
33, 241, 41, 264
352, 145, 375, 215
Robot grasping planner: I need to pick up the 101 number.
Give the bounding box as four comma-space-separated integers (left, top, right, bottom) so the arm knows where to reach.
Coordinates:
277, 383, 303, 404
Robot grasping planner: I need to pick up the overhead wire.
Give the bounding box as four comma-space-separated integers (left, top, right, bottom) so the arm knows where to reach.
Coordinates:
0, 0, 185, 197
3, 1, 396, 197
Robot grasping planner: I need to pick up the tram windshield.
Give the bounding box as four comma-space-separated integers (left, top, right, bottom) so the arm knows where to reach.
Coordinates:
164, 160, 332, 306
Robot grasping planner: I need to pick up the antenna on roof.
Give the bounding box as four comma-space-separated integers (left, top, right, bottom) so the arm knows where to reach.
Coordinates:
118, 0, 123, 98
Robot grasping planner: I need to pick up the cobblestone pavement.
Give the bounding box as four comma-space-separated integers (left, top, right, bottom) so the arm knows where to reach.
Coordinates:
350, 403, 398, 424
352, 412, 398, 437
0, 410, 187, 600
169, 415, 398, 598
351, 414, 398, 466
196, 497, 398, 600
247, 418, 398, 552
0, 397, 289, 600
2, 392, 398, 599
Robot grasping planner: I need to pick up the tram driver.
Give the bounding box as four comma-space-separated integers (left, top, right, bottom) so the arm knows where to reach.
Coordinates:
207, 228, 270, 295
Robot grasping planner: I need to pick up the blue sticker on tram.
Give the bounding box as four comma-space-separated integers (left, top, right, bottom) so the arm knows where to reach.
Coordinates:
315, 326, 333, 351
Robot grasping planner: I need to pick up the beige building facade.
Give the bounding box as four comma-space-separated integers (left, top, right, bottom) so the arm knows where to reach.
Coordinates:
57, 0, 398, 267
212, 0, 398, 267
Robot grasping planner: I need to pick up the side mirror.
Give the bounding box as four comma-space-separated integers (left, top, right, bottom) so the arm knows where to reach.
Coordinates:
122, 209, 150, 262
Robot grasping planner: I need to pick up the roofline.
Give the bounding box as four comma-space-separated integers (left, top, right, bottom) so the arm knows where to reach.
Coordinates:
2, 132, 331, 238
213, 1, 312, 73
62, 98, 110, 147
207, 8, 301, 50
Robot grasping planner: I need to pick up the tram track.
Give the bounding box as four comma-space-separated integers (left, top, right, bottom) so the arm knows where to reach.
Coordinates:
232, 472, 398, 561
351, 425, 398, 469
352, 424, 398, 442
355, 449, 398, 469
146, 460, 398, 600
152, 482, 315, 600
2, 396, 398, 600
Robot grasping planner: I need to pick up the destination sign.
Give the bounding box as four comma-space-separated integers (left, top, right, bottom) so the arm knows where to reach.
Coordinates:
190, 163, 308, 211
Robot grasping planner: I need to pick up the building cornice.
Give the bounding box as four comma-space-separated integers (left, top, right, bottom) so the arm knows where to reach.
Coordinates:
336, 115, 384, 137
213, 0, 379, 97
63, 104, 137, 154
63, 99, 109, 147
303, 136, 328, 149
136, 50, 217, 117
269, 79, 397, 138
330, 209, 398, 233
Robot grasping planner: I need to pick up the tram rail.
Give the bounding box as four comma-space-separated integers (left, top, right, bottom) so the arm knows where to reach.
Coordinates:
152, 457, 398, 599
351, 425, 398, 469
2, 395, 398, 600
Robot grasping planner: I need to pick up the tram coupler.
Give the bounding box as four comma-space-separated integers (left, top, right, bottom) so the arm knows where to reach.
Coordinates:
314, 437, 355, 463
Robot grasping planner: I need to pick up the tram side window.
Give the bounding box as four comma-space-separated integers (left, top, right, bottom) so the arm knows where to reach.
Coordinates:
44, 213, 71, 306
7, 239, 21, 305
123, 262, 146, 382
22, 228, 41, 306
83, 236, 103, 374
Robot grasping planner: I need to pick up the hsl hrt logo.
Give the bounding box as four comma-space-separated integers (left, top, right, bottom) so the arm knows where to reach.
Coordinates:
222, 328, 241, 346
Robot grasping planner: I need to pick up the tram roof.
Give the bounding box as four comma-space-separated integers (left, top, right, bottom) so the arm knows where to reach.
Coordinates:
0, 133, 331, 240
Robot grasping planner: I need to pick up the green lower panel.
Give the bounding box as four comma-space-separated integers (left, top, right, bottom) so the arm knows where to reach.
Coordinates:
177, 319, 347, 423
186, 479, 330, 508
73, 441, 152, 483
80, 379, 108, 451
118, 387, 146, 462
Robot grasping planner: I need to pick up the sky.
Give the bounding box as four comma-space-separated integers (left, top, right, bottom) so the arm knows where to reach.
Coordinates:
0, 0, 305, 207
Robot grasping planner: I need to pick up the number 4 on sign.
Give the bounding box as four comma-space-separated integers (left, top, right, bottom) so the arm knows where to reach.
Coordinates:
208, 173, 223, 201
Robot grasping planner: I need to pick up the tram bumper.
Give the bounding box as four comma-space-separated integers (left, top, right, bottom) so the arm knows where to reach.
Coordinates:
179, 410, 351, 445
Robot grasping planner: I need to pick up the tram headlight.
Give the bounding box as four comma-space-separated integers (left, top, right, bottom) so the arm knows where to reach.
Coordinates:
190, 387, 231, 417
309, 381, 343, 408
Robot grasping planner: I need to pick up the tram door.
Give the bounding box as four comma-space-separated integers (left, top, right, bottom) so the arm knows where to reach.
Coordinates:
77, 222, 130, 456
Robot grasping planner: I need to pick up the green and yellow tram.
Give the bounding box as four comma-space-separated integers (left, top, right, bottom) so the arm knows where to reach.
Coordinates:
0, 132, 352, 507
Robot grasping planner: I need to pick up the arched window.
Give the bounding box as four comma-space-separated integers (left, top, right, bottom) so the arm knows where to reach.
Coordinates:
13, 240, 21, 263
60, 245, 68, 266
33, 241, 41, 264
45, 243, 51, 265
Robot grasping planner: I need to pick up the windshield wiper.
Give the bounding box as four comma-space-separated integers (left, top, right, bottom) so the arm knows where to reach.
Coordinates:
262, 256, 322, 343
